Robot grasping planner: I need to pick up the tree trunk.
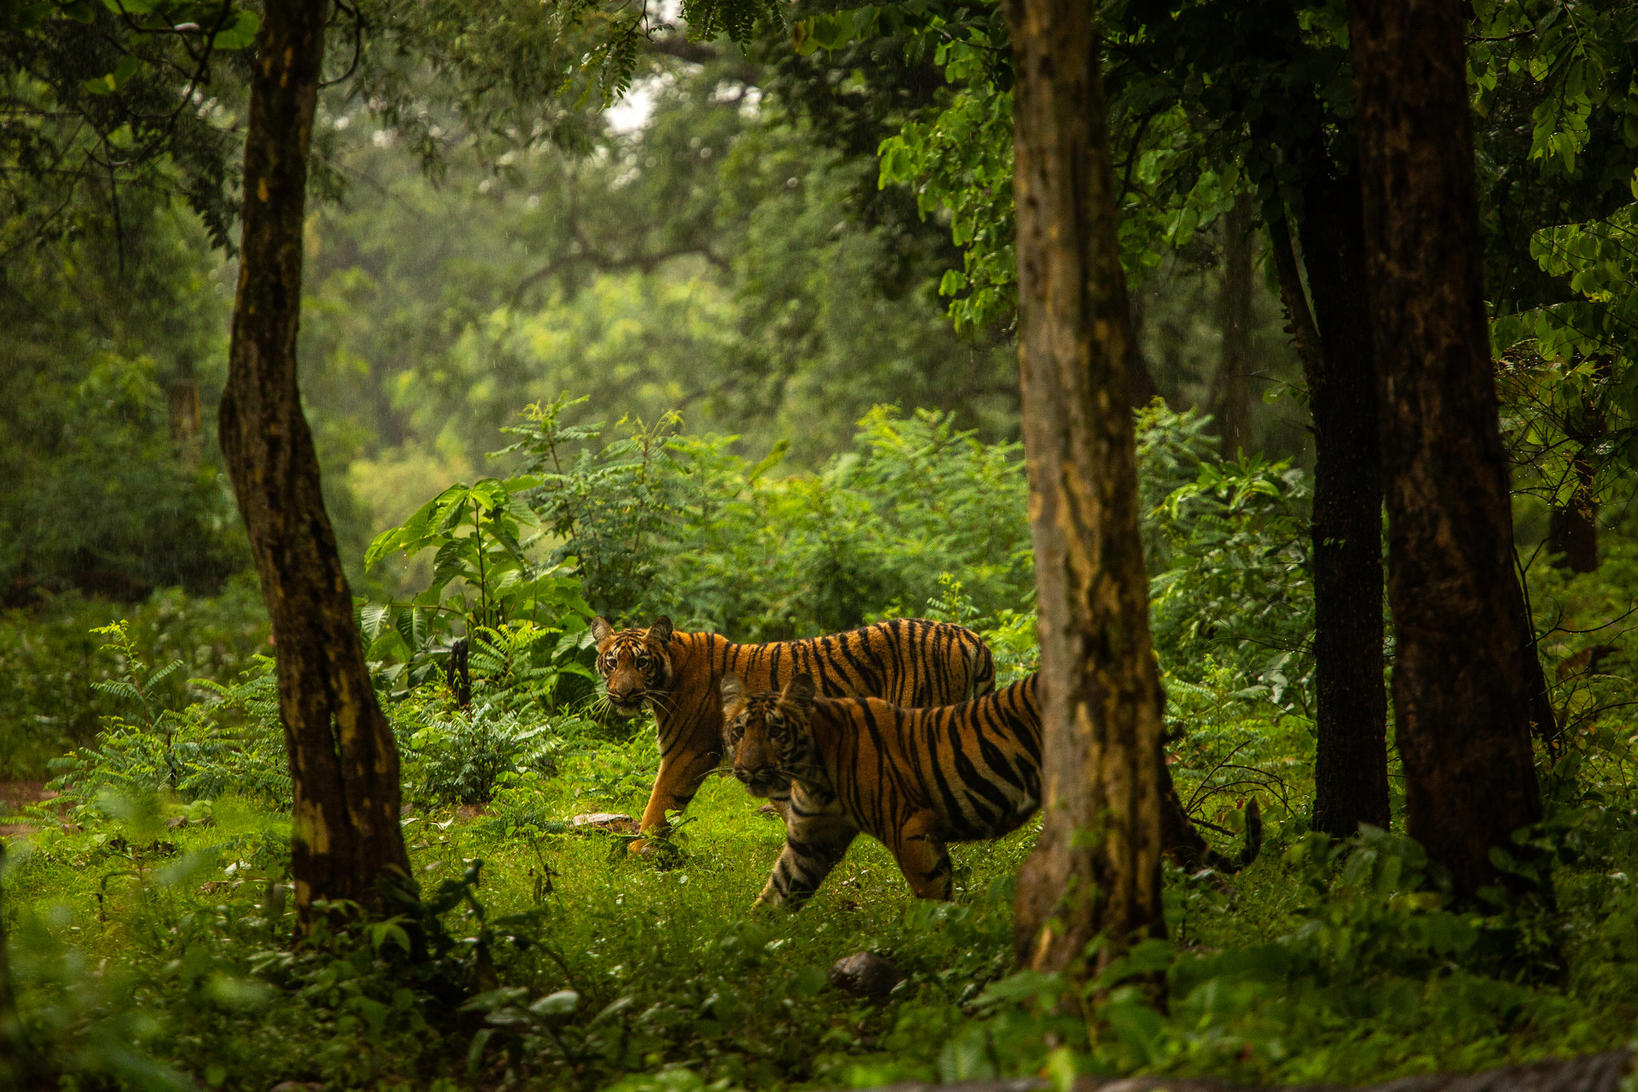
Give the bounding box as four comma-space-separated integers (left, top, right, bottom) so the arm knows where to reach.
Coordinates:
219, 0, 415, 923
1288, 175, 1391, 838
1547, 358, 1607, 574
1349, 0, 1543, 898
1546, 462, 1597, 573
1214, 192, 1253, 456
167, 375, 202, 468
1005, 0, 1167, 978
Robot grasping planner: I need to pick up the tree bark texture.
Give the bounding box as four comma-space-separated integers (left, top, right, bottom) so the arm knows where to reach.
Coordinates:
1005, 0, 1168, 976
1214, 192, 1253, 456
1290, 175, 1391, 837
1349, 0, 1542, 896
219, 0, 415, 922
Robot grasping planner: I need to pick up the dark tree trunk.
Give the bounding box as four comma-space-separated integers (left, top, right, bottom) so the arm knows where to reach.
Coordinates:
1547, 467, 1597, 573
1287, 175, 1391, 837
1547, 360, 1607, 574
1004, 0, 1167, 978
219, 0, 415, 923
1349, 0, 1543, 897
1214, 192, 1254, 456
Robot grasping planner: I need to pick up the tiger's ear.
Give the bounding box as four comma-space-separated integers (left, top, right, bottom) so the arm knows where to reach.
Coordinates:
782, 672, 816, 713
720, 672, 745, 709
647, 616, 674, 646
590, 617, 614, 646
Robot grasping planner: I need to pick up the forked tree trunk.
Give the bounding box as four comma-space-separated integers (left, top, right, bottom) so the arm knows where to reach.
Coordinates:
1349, 0, 1543, 897
219, 0, 415, 922
1005, 0, 1167, 977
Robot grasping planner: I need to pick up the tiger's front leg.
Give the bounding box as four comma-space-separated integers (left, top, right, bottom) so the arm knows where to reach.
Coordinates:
632, 747, 721, 854
889, 812, 954, 900
754, 811, 859, 910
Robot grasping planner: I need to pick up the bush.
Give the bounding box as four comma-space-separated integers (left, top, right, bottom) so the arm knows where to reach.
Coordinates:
47, 623, 290, 810
0, 577, 269, 779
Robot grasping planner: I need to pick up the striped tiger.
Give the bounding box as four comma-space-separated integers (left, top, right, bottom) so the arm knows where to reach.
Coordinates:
722, 671, 1263, 908
720, 670, 1043, 907
590, 615, 996, 840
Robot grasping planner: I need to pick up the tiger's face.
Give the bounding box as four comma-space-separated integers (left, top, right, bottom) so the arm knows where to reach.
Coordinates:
720, 672, 820, 798
590, 616, 675, 716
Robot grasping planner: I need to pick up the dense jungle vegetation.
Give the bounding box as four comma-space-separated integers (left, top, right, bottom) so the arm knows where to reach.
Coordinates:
3, 0, 1638, 1089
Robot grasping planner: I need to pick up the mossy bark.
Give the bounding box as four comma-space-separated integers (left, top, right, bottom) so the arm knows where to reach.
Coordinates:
1004, 0, 1167, 977
218, 0, 414, 923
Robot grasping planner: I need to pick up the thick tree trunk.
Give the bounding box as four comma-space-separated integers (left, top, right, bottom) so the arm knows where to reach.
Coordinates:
1349, 0, 1543, 897
1005, 0, 1167, 977
1290, 176, 1391, 837
219, 0, 415, 923
1214, 192, 1253, 456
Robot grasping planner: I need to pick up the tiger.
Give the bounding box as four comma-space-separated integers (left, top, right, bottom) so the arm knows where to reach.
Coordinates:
589, 615, 996, 843
722, 670, 1262, 908
720, 670, 1043, 907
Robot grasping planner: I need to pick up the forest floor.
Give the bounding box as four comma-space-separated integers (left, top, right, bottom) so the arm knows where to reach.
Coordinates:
0, 779, 55, 837
5, 739, 1637, 1091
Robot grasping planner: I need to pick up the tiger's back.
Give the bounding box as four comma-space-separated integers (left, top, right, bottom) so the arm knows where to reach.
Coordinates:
820, 676, 1042, 845
591, 615, 996, 837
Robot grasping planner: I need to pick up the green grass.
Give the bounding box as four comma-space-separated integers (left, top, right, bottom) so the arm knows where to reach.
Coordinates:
5, 722, 1638, 1091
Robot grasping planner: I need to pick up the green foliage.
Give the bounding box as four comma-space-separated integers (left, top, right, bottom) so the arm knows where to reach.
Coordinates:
1, 0, 254, 251
0, 195, 245, 604
1137, 403, 1314, 722
362, 467, 597, 697
0, 581, 270, 780
871, 7, 1015, 331
10, 729, 1638, 1091
394, 696, 589, 807
48, 631, 290, 811
497, 394, 1034, 636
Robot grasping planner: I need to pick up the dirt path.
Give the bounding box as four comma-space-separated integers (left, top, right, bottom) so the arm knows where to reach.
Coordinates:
0, 780, 57, 838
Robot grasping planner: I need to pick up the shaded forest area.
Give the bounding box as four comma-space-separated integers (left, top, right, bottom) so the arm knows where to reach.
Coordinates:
3, 0, 1638, 1089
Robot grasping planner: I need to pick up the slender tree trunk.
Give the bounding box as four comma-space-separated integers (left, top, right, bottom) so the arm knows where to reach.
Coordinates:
167, 375, 202, 468
1005, 0, 1167, 978
1547, 459, 1597, 573
1349, 0, 1543, 898
1291, 175, 1391, 837
1214, 192, 1253, 456
219, 0, 415, 923
1547, 358, 1607, 574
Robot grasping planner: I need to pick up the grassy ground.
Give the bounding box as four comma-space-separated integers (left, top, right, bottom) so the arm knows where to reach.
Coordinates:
5, 719, 1638, 1092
